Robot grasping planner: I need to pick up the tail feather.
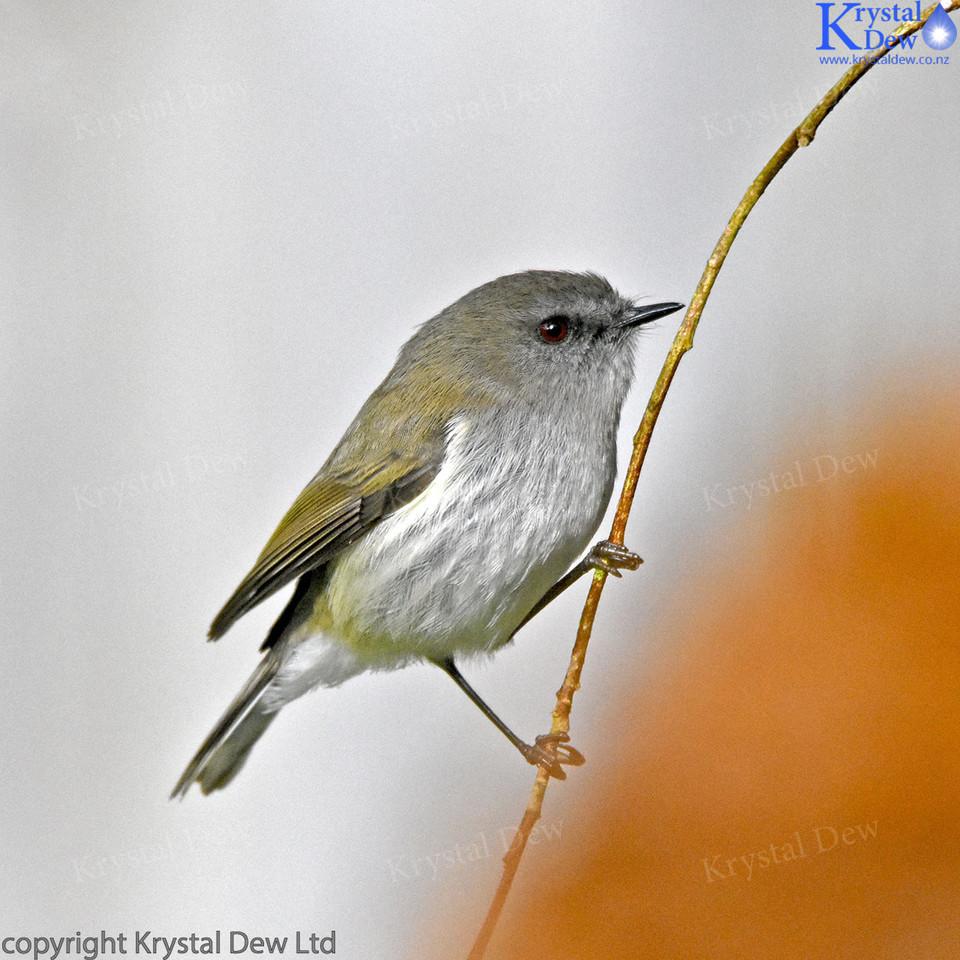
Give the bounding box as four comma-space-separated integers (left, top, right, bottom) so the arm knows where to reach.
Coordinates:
171, 654, 280, 799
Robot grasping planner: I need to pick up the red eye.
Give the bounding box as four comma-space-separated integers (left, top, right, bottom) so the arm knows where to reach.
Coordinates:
538, 316, 569, 343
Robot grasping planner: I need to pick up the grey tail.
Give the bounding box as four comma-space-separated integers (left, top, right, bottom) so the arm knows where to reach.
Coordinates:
171, 654, 280, 799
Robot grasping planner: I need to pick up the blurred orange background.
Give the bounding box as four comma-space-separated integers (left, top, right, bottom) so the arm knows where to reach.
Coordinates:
426, 376, 960, 959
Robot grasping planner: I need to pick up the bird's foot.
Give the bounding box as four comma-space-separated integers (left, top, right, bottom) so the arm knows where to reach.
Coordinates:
519, 732, 585, 780
586, 539, 642, 578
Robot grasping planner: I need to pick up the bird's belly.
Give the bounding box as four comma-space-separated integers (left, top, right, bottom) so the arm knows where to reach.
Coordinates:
313, 429, 613, 665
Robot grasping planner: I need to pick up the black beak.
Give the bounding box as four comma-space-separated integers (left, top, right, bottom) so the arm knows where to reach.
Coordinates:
620, 301, 685, 328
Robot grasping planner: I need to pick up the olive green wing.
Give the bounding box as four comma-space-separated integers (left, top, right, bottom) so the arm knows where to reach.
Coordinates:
208, 455, 440, 641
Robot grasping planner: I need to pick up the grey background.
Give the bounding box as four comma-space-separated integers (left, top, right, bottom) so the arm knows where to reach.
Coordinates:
2, 1, 957, 955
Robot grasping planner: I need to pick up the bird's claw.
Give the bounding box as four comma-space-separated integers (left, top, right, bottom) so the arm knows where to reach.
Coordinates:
520, 732, 586, 780
587, 539, 642, 578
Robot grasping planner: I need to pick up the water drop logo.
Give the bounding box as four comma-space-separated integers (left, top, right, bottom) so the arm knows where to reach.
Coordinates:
922, 3, 957, 49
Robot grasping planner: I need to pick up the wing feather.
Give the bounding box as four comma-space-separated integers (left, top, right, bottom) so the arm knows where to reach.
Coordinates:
208, 459, 439, 639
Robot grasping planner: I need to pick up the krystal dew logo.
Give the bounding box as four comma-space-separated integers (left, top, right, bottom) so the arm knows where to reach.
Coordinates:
816, 2, 957, 51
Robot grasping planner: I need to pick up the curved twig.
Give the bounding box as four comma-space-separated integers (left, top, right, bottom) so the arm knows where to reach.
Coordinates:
466, 3, 957, 957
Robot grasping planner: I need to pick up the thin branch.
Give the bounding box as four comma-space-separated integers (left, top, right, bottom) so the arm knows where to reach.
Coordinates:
466, 3, 957, 956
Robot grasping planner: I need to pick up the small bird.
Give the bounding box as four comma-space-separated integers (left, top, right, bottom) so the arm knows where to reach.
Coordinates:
171, 270, 682, 797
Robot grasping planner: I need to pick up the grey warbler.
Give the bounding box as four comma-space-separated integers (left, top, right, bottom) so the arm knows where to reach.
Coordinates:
172, 270, 682, 797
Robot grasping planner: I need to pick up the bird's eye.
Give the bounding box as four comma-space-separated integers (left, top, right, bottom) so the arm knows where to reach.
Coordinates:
538, 316, 569, 343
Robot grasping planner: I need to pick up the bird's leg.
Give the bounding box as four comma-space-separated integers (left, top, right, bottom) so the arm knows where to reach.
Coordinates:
433, 657, 585, 779
433, 542, 639, 778
510, 539, 642, 638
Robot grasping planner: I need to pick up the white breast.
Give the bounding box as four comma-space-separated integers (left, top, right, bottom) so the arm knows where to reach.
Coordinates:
312, 410, 616, 667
